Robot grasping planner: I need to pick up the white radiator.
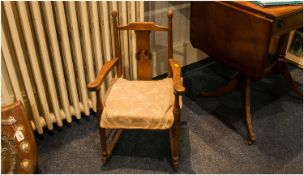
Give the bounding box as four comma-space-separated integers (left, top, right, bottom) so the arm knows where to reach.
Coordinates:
1, 1, 144, 134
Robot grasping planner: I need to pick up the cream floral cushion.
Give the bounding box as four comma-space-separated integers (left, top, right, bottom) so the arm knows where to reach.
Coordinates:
100, 78, 175, 129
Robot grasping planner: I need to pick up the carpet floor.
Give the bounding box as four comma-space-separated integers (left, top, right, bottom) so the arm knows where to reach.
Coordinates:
36, 58, 303, 174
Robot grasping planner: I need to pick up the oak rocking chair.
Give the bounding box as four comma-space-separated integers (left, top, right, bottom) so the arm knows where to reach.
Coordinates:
87, 10, 185, 170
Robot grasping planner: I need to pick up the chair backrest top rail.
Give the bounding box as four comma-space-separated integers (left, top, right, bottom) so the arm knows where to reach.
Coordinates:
117, 22, 168, 31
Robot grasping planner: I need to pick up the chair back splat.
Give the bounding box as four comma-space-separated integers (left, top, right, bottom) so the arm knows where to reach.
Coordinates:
112, 10, 173, 80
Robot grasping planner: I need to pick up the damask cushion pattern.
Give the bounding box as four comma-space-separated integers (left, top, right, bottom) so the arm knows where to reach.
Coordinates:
100, 78, 175, 129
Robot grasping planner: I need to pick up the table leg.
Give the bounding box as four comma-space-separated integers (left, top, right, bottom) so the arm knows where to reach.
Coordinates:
198, 74, 240, 97
275, 32, 290, 60
279, 60, 303, 96
265, 32, 303, 96
199, 73, 257, 144
241, 77, 256, 145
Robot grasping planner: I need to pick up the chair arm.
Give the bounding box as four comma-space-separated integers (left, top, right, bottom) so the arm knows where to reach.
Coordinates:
169, 58, 185, 95
87, 57, 119, 91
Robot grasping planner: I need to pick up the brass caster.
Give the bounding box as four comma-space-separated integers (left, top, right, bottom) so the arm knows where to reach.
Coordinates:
248, 139, 255, 145
172, 157, 179, 171
172, 163, 179, 171
101, 153, 109, 165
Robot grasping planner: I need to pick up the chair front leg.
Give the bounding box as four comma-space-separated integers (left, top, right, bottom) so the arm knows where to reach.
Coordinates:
170, 94, 181, 170
96, 90, 109, 164
100, 128, 109, 164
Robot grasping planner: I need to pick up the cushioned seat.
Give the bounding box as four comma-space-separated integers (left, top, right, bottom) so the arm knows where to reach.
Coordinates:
100, 78, 175, 129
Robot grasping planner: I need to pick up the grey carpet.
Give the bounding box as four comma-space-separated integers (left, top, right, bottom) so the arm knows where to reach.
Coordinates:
36, 58, 303, 174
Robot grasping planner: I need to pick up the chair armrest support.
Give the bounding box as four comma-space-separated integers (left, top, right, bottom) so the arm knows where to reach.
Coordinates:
169, 58, 185, 95
87, 57, 119, 91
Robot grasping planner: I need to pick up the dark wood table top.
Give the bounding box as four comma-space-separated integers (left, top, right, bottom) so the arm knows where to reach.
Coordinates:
190, 2, 303, 80
225, 2, 303, 20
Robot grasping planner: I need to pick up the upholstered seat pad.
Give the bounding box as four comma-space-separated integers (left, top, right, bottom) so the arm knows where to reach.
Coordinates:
100, 78, 175, 129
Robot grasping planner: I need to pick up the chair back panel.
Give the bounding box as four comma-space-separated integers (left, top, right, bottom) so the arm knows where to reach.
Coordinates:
112, 11, 173, 80
135, 30, 152, 80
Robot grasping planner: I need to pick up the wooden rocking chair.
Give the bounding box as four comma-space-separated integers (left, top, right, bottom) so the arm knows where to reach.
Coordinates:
87, 10, 185, 170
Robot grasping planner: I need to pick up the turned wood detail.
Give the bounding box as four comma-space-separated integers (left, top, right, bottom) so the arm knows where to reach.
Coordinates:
168, 10, 173, 77
112, 11, 122, 77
